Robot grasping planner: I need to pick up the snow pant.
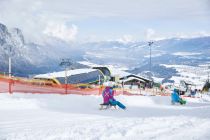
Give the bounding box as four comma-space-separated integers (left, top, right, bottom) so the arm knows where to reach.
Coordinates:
109, 100, 126, 109
171, 98, 186, 105
179, 98, 186, 105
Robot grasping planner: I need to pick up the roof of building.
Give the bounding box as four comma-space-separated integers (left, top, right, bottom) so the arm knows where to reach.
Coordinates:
108, 67, 131, 77
34, 69, 98, 79
120, 74, 152, 82
122, 77, 146, 83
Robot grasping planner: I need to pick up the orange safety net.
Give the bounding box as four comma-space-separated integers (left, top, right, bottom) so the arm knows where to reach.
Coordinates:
0, 75, 103, 95
0, 75, 170, 96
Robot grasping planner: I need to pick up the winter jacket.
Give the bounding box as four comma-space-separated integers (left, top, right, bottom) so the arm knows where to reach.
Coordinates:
171, 89, 181, 103
102, 87, 115, 104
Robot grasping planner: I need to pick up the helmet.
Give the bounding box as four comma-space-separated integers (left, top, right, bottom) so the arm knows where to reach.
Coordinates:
174, 88, 178, 93
103, 81, 115, 87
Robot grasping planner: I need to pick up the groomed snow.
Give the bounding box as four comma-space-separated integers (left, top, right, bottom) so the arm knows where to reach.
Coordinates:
0, 93, 210, 140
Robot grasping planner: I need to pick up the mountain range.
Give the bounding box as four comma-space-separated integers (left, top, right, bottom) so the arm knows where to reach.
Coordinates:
0, 22, 210, 80
0, 23, 86, 77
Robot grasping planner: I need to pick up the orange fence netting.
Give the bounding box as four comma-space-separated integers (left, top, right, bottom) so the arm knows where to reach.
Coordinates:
0, 75, 103, 95
0, 74, 170, 96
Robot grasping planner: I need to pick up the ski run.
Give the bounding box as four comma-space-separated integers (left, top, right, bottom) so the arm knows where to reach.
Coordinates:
0, 93, 210, 140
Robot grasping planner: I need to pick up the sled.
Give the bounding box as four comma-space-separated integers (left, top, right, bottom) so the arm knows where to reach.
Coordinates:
99, 103, 116, 110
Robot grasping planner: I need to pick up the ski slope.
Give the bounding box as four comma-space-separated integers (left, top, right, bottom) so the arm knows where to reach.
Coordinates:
0, 93, 210, 140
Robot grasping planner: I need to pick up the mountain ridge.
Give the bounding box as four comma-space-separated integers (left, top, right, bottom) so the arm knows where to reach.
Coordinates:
0, 22, 210, 78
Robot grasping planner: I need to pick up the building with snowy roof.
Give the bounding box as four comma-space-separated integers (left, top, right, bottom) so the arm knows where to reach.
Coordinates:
93, 66, 152, 88
34, 68, 104, 85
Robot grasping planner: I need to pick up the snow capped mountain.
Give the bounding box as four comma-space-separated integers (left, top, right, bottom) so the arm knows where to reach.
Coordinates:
78, 36, 210, 83
9, 28, 25, 48
0, 23, 88, 77
0, 23, 61, 76
0, 23, 12, 46
1, 22, 210, 79
80, 36, 210, 66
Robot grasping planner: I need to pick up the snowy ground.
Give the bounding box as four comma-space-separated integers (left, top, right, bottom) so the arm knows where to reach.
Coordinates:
1, 93, 210, 140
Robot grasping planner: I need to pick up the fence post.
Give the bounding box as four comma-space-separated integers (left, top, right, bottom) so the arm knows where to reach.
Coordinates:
100, 85, 104, 95
9, 78, 12, 94
65, 84, 67, 94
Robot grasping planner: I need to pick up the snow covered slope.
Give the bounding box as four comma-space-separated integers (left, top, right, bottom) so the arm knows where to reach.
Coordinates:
0, 93, 210, 140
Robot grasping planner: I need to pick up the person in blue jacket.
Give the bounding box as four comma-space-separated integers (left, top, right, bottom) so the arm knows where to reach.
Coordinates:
171, 89, 186, 105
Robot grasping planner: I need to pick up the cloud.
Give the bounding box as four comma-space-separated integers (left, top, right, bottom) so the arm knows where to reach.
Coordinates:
145, 28, 167, 41
0, 0, 209, 43
145, 28, 156, 41
43, 22, 78, 42
175, 31, 210, 39
145, 28, 210, 41
117, 35, 135, 44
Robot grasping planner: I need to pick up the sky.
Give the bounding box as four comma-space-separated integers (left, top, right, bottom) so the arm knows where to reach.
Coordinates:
0, 0, 210, 43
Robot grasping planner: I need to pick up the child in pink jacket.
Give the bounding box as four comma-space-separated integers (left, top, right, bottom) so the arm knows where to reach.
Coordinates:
102, 86, 126, 110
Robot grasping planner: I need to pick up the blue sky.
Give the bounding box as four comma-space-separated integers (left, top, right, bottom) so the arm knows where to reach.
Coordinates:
0, 0, 210, 43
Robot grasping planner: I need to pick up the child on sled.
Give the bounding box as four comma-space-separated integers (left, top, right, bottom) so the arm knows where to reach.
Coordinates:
101, 82, 126, 110
171, 88, 186, 105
